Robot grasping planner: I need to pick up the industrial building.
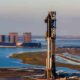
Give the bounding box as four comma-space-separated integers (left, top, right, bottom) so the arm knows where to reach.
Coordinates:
0, 32, 41, 48
23, 32, 31, 43
0, 35, 6, 43
9, 32, 18, 43
21, 42, 41, 48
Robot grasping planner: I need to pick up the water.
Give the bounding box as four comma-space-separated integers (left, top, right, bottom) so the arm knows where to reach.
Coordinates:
32, 38, 80, 73
0, 37, 80, 73
0, 47, 46, 68
56, 39, 80, 47
56, 67, 79, 73
35, 38, 80, 47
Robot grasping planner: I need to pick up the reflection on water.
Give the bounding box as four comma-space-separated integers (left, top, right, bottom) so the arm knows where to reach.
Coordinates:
0, 78, 23, 80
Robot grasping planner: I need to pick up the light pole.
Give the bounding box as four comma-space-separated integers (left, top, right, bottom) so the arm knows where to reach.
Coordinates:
45, 11, 56, 79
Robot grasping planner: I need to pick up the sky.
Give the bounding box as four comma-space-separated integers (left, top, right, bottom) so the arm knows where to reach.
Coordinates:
0, 0, 80, 36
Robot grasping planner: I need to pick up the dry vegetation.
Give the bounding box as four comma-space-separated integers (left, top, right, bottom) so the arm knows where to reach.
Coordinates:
10, 48, 80, 70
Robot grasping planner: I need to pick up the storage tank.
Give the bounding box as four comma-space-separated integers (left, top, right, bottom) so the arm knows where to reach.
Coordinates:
9, 32, 18, 43
23, 32, 31, 43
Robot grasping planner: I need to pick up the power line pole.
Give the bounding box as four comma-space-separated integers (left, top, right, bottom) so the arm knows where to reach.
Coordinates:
45, 11, 56, 79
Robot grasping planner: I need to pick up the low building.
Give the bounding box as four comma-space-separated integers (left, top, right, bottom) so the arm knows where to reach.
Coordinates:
23, 32, 32, 43
9, 32, 18, 43
0, 35, 6, 43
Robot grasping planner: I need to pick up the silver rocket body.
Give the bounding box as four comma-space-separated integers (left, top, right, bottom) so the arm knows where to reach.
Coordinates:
45, 11, 56, 79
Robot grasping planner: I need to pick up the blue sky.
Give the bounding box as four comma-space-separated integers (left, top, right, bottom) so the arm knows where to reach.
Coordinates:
0, 0, 80, 36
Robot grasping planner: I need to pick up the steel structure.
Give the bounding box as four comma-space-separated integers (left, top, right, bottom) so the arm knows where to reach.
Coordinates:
45, 11, 56, 79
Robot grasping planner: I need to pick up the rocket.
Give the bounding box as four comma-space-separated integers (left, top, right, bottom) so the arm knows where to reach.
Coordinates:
45, 11, 56, 79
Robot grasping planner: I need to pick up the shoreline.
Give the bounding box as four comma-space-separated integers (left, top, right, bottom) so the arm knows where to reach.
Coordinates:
0, 48, 80, 79
10, 48, 80, 71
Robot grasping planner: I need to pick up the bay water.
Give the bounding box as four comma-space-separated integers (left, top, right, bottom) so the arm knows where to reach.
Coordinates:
0, 37, 80, 73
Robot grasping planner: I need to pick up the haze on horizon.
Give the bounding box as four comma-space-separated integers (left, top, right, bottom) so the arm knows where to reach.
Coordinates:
0, 0, 80, 36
